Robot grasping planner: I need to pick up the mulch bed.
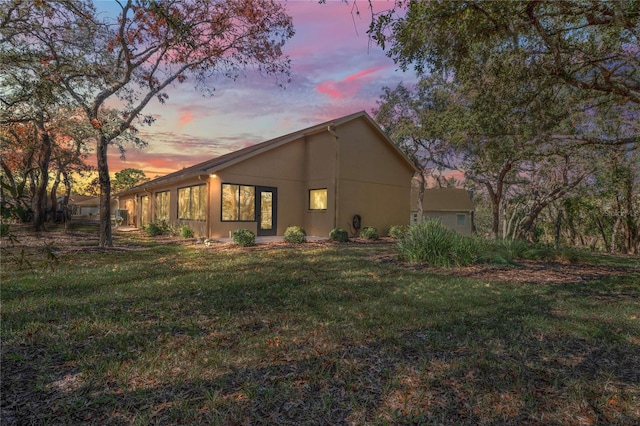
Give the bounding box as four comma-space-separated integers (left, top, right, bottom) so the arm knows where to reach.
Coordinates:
371, 254, 638, 284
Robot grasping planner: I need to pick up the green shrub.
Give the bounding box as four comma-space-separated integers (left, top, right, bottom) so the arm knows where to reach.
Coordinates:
232, 228, 255, 247
359, 226, 378, 240
387, 225, 408, 240
142, 220, 171, 236
179, 225, 194, 238
397, 220, 481, 266
284, 226, 306, 243
479, 240, 587, 264
329, 227, 349, 242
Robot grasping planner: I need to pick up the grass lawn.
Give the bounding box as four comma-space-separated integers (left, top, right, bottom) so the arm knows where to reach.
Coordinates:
1, 223, 639, 425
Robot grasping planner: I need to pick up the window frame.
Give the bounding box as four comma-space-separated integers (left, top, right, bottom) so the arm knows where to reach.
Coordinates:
308, 188, 328, 211
140, 194, 150, 226
155, 190, 170, 221
177, 184, 207, 221
456, 213, 467, 227
221, 183, 256, 222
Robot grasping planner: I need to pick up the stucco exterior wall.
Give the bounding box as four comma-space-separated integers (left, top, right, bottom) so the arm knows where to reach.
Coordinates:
423, 211, 473, 236
117, 113, 415, 239
336, 119, 414, 236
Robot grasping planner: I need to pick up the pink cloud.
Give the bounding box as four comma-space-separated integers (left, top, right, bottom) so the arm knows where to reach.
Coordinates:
316, 66, 385, 99
316, 81, 345, 99
179, 110, 194, 126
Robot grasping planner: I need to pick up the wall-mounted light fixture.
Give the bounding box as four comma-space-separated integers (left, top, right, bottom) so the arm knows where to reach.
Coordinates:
210, 173, 218, 178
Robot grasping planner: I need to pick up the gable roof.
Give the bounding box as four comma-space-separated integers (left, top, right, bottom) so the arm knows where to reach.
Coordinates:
73, 196, 100, 206
117, 111, 417, 196
422, 188, 474, 212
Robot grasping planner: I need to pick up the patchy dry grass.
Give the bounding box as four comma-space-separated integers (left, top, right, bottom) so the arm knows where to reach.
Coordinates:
1, 222, 639, 425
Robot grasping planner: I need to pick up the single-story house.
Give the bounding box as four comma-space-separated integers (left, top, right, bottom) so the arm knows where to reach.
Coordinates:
117, 111, 417, 238
71, 195, 124, 222
71, 195, 100, 217
411, 187, 475, 235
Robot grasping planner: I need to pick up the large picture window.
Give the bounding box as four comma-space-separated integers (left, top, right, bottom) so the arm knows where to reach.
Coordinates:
222, 184, 255, 221
309, 188, 327, 210
178, 184, 206, 220
155, 191, 170, 221
140, 195, 150, 226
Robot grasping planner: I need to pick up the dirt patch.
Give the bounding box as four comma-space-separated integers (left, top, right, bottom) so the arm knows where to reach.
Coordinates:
0, 222, 192, 254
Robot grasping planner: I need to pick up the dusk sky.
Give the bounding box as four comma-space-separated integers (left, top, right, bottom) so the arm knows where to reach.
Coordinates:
102, 0, 417, 178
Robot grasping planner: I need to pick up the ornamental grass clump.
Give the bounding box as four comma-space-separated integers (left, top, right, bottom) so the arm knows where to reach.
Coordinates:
329, 227, 349, 242
359, 226, 379, 240
387, 225, 408, 240
397, 219, 481, 267
232, 228, 255, 247
284, 226, 306, 243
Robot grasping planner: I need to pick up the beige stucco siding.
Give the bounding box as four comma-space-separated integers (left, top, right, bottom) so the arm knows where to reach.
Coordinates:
335, 119, 414, 236
300, 132, 339, 236
208, 140, 308, 237
116, 112, 416, 239
209, 132, 345, 238
413, 188, 475, 235
338, 119, 414, 187
423, 211, 472, 236
304, 132, 336, 181
339, 179, 411, 236
207, 172, 306, 238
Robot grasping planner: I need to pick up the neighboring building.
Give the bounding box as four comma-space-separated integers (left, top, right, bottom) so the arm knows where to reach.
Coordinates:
71, 195, 100, 217
71, 195, 125, 222
117, 111, 417, 238
411, 187, 475, 235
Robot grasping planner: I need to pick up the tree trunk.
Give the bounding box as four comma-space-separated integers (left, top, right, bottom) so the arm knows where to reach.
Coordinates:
610, 214, 621, 254
490, 189, 500, 239
624, 179, 638, 255
518, 204, 545, 242
32, 130, 52, 231
62, 171, 72, 230
97, 135, 113, 247
595, 218, 611, 252
50, 170, 62, 219
554, 208, 563, 248
416, 171, 426, 223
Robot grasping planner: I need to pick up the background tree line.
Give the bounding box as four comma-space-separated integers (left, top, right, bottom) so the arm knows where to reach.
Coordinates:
2, 0, 637, 253
1, 0, 294, 246
371, 0, 639, 254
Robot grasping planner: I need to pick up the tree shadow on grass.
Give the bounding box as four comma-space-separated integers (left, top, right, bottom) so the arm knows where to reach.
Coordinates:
3, 288, 638, 425
3, 248, 639, 425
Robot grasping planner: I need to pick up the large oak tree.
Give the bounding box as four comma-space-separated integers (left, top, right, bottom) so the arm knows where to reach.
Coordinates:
2, 0, 294, 246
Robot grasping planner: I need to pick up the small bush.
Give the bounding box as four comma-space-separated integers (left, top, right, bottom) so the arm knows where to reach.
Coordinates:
388, 225, 408, 240
329, 228, 349, 242
397, 220, 481, 266
142, 220, 171, 236
0, 223, 9, 238
179, 225, 194, 238
232, 228, 255, 247
359, 226, 378, 240
284, 226, 306, 243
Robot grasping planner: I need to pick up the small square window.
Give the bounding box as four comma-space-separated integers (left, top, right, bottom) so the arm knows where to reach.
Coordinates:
456, 213, 466, 226
309, 189, 327, 210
